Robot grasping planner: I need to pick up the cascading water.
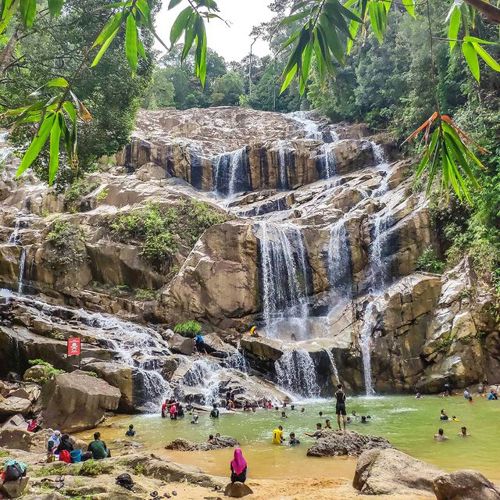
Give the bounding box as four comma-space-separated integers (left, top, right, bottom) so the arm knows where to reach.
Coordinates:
17, 248, 26, 295
323, 348, 340, 383
275, 350, 320, 398
277, 141, 290, 190
327, 218, 352, 298
371, 141, 390, 197
320, 143, 337, 179
212, 147, 248, 197
259, 222, 310, 340
368, 214, 393, 293
1, 292, 172, 410
359, 302, 378, 396
180, 358, 222, 405
287, 111, 322, 140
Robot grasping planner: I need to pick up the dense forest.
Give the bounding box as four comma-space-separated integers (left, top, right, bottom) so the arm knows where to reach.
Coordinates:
0, 0, 499, 293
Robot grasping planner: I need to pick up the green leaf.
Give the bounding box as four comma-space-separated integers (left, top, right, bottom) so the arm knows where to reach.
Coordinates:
462, 41, 480, 81
194, 15, 207, 86
463, 35, 498, 46
137, 37, 146, 59
16, 113, 56, 178
280, 64, 298, 94
168, 0, 183, 8
368, 1, 387, 44
401, 0, 415, 18
125, 12, 138, 71
182, 22, 196, 60
473, 43, 500, 72
91, 26, 120, 67
170, 6, 192, 46
448, 6, 461, 52
281, 11, 309, 25
48, 0, 64, 17
136, 0, 151, 25
48, 114, 62, 185
47, 77, 69, 88
20, 0, 36, 27
92, 12, 123, 48
300, 40, 313, 93
319, 14, 344, 64
62, 101, 77, 123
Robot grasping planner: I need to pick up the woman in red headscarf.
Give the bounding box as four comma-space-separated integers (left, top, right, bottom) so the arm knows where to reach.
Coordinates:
230, 448, 248, 483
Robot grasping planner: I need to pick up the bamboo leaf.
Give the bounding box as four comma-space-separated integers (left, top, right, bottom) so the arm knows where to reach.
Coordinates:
48, 0, 64, 17
401, 0, 415, 18
448, 6, 461, 52
125, 12, 138, 71
62, 101, 77, 123
91, 27, 120, 67
92, 12, 123, 48
136, 0, 151, 25
473, 43, 500, 72
168, 0, 182, 8
20, 0, 36, 27
16, 113, 56, 178
170, 6, 192, 46
462, 41, 480, 81
280, 64, 298, 94
47, 77, 69, 88
48, 114, 62, 185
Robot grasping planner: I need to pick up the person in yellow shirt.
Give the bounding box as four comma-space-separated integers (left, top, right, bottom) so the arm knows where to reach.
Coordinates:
273, 425, 284, 444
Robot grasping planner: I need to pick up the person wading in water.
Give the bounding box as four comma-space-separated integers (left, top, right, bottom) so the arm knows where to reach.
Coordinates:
335, 384, 347, 432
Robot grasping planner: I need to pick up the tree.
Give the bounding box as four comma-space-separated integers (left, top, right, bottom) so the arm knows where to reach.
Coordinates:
211, 71, 244, 106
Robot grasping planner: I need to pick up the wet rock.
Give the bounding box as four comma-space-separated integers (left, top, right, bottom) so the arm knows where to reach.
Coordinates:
40, 372, 121, 432
353, 448, 442, 495
224, 481, 253, 498
307, 430, 391, 457
433, 470, 500, 500
167, 333, 195, 356
165, 436, 238, 451
240, 337, 284, 363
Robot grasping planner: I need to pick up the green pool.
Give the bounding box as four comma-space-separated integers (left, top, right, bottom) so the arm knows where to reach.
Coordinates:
80, 395, 500, 481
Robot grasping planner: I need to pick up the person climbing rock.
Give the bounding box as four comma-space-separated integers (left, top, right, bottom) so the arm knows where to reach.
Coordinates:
195, 333, 208, 353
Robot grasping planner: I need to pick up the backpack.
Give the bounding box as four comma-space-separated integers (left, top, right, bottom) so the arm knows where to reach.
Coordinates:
116, 473, 134, 491
59, 450, 71, 464
4, 463, 24, 481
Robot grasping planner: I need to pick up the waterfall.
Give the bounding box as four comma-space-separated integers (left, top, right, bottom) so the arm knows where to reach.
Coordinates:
277, 141, 290, 190
288, 111, 322, 140
180, 359, 223, 405
17, 248, 26, 295
259, 222, 310, 340
212, 147, 248, 197
368, 214, 392, 293
327, 218, 352, 298
275, 350, 320, 398
8, 219, 21, 244
320, 143, 337, 179
360, 302, 378, 396
371, 141, 390, 196
323, 348, 340, 383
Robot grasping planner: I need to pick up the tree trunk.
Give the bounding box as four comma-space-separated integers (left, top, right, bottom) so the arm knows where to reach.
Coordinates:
464, 0, 500, 24
0, 29, 19, 75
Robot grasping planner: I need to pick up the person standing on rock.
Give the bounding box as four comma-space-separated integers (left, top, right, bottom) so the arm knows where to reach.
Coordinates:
335, 384, 347, 432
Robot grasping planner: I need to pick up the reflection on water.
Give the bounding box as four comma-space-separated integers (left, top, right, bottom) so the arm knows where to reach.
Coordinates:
78, 396, 500, 481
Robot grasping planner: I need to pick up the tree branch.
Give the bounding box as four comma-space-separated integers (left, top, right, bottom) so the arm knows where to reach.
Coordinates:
463, 0, 500, 24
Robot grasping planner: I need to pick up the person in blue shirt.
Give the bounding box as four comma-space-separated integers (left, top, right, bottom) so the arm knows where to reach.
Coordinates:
195, 333, 208, 353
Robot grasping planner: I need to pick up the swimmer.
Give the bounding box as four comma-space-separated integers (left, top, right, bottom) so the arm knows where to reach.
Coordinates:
325, 419, 332, 429
281, 411, 288, 419
440, 409, 449, 421
272, 425, 284, 445
289, 432, 300, 446
434, 428, 448, 441
305, 423, 322, 438
458, 426, 469, 437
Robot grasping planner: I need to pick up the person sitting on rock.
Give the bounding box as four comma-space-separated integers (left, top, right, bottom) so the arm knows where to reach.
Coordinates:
440, 409, 449, 421
272, 425, 284, 444
125, 424, 136, 437
487, 389, 498, 400
289, 432, 300, 446
57, 434, 74, 454
305, 423, 323, 438
210, 404, 220, 418
434, 428, 448, 441
230, 448, 248, 483
195, 333, 208, 354
87, 432, 110, 460
47, 430, 61, 461
208, 434, 216, 443
27, 418, 40, 433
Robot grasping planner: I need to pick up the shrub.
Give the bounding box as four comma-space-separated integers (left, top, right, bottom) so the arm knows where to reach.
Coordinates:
95, 187, 109, 202
78, 459, 113, 477
45, 221, 87, 272
173, 320, 202, 338
28, 359, 64, 382
416, 247, 445, 274
135, 288, 157, 301
64, 179, 99, 211
109, 201, 227, 271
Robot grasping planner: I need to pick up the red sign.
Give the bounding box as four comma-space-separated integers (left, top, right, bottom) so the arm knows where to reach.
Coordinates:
67, 337, 81, 357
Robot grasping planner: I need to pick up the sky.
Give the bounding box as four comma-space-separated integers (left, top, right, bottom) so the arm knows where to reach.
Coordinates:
155, 0, 273, 62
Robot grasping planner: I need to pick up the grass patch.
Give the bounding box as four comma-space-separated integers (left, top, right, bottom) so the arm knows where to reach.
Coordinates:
416, 247, 445, 274
173, 320, 202, 338
78, 459, 113, 477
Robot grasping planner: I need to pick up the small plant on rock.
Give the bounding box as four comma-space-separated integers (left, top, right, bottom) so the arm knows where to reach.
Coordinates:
416, 247, 445, 274
78, 459, 113, 477
173, 320, 202, 338
45, 221, 87, 272
27, 359, 64, 383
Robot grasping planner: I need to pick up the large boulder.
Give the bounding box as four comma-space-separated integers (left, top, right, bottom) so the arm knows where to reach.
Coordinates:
23, 364, 52, 384
353, 448, 443, 495
0, 476, 29, 498
224, 481, 253, 498
307, 430, 391, 457
165, 436, 238, 451
167, 333, 195, 355
40, 372, 121, 432
433, 470, 500, 500
0, 396, 31, 418
240, 337, 284, 362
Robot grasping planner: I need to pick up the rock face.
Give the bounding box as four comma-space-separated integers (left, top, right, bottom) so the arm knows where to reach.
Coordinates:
433, 470, 500, 500
306, 430, 391, 457
40, 372, 121, 432
165, 436, 238, 451
353, 448, 442, 495
0, 395, 31, 417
